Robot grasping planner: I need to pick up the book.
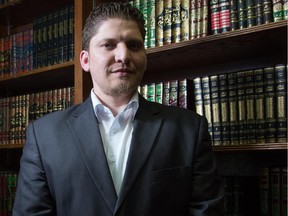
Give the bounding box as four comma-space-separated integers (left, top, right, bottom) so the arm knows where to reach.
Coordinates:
193, 77, 204, 116
254, 68, 266, 143
190, 0, 198, 39
169, 80, 178, 106
172, 0, 181, 43
164, 0, 172, 44
255, 0, 264, 24
155, 0, 164, 46
274, 64, 287, 143
178, 79, 195, 110
238, 0, 247, 29
228, 72, 238, 145
230, 0, 238, 31
218, 73, 230, 145
201, 76, 214, 143
181, 0, 190, 41
162, 81, 170, 105
264, 67, 277, 143
210, 0, 221, 34
270, 167, 281, 215
263, 0, 273, 23
219, 0, 231, 32
236, 70, 247, 145
155, 82, 163, 104
245, 70, 256, 144
210, 75, 222, 145
281, 167, 287, 215
272, 0, 284, 21
259, 167, 270, 216
247, 0, 256, 27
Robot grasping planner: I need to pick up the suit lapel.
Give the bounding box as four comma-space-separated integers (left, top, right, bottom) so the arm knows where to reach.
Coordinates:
115, 97, 163, 213
66, 98, 117, 213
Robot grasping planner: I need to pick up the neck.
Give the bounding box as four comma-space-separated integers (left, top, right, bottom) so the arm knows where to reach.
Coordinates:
93, 89, 135, 116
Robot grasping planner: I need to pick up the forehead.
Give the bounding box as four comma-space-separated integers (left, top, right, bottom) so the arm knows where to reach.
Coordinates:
95, 18, 143, 40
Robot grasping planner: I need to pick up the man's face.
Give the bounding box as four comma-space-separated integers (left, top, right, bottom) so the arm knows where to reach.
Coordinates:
80, 18, 147, 98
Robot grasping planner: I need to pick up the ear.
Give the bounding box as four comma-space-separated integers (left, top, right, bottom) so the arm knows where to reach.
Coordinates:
80, 50, 90, 72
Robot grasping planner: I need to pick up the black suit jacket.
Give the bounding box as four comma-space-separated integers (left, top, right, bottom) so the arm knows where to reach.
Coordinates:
13, 95, 224, 216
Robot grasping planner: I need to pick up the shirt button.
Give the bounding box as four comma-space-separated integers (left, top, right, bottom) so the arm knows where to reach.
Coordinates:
111, 156, 116, 162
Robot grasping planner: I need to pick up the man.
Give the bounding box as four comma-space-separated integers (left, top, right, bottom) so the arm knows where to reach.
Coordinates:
13, 2, 224, 215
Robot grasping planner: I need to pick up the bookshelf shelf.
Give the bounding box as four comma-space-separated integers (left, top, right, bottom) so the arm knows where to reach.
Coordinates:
143, 20, 287, 82
0, 144, 23, 149
0, 0, 21, 10
0, 61, 74, 95
213, 143, 288, 152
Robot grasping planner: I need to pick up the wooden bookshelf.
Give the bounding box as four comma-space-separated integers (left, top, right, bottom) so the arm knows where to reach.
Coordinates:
0, 0, 287, 214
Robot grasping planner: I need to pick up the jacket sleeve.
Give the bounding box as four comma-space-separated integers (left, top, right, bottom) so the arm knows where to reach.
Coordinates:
189, 116, 224, 216
12, 123, 56, 216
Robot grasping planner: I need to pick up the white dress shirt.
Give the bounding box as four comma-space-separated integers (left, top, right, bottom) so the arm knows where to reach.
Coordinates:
91, 90, 139, 195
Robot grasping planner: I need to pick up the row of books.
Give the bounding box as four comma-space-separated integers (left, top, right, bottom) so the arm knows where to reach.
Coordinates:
210, 0, 287, 34
223, 167, 287, 216
0, 172, 18, 216
259, 167, 287, 216
130, 0, 286, 48
0, 87, 74, 145
139, 63, 287, 145
0, 30, 33, 76
0, 4, 74, 77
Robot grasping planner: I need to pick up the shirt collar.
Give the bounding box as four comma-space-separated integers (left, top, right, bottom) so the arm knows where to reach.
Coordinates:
90, 89, 139, 120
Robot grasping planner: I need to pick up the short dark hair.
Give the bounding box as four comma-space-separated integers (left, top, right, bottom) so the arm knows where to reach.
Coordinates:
82, 2, 146, 51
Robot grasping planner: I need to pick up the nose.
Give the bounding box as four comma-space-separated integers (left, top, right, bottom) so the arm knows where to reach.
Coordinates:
114, 43, 131, 64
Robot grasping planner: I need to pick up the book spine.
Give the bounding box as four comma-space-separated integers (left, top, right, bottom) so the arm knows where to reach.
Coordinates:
172, 0, 182, 43
190, 0, 198, 39
181, 0, 190, 40
196, 0, 203, 38
210, 0, 221, 34
201, 76, 214, 143
254, 68, 266, 143
169, 80, 178, 106
140, 84, 148, 100
210, 75, 222, 145
68, 4, 74, 61
237, 71, 247, 144
179, 79, 194, 110
230, 0, 238, 31
219, 73, 230, 145
270, 167, 281, 216
228, 72, 239, 145
245, 70, 256, 144
155, 82, 163, 104
264, 67, 277, 143
140, 0, 149, 48
284, 0, 288, 19
247, 0, 257, 27
281, 167, 288, 216
147, 83, 156, 102
219, 0, 231, 32
255, 0, 264, 24
62, 6, 69, 62
193, 77, 204, 116
274, 64, 287, 143
202, 0, 209, 36
238, 0, 247, 29
148, 0, 156, 48
156, 0, 164, 46
259, 167, 270, 216
163, 81, 170, 106
263, 0, 273, 23
272, 0, 284, 21
164, 0, 172, 44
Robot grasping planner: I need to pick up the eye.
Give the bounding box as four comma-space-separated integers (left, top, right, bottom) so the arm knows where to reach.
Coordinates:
127, 41, 144, 51
101, 42, 115, 50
